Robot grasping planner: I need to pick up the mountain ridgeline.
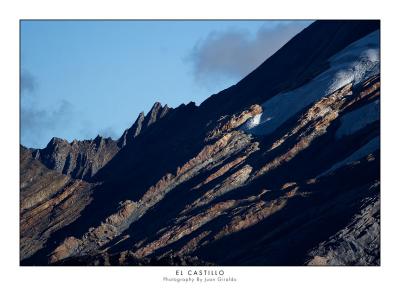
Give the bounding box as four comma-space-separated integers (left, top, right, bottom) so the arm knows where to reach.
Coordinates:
20, 20, 380, 266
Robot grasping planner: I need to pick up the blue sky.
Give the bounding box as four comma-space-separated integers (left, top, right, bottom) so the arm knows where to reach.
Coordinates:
21, 20, 312, 148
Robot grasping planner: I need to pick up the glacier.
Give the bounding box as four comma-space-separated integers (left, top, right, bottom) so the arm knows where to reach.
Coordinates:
242, 30, 380, 136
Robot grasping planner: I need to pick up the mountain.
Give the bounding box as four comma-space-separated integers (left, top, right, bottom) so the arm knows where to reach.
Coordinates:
20, 20, 380, 266
20, 145, 94, 260
30, 102, 171, 180
31, 136, 119, 180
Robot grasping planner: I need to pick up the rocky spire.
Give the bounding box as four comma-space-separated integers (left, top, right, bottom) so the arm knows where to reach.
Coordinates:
118, 102, 171, 147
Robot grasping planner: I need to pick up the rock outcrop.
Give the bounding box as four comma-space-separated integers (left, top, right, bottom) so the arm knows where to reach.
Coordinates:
32, 136, 120, 180
307, 190, 380, 266
118, 102, 171, 147
31, 102, 172, 181
20, 146, 93, 261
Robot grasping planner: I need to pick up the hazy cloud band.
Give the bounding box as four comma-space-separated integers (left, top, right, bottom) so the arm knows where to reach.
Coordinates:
188, 21, 311, 85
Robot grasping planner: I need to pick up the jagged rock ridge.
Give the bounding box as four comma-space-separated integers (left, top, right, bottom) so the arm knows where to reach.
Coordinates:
31, 102, 171, 181
118, 102, 171, 147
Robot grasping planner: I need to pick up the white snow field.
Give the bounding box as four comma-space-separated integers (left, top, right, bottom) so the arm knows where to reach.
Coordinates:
319, 136, 380, 177
242, 30, 380, 136
335, 99, 380, 139
242, 113, 262, 129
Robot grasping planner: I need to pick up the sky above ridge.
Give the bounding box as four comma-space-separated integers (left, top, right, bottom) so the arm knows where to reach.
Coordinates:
20, 20, 312, 148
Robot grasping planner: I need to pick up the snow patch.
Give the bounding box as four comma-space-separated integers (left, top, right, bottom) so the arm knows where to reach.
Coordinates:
319, 136, 380, 177
336, 100, 380, 139
243, 113, 262, 129
245, 30, 380, 136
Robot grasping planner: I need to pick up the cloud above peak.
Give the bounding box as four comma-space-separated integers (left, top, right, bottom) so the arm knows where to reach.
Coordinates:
21, 100, 76, 148
188, 21, 311, 85
20, 69, 121, 148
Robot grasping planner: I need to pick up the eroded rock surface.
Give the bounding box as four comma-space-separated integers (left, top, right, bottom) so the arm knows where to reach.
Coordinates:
33, 136, 120, 180
118, 102, 171, 147
307, 188, 380, 266
20, 146, 93, 261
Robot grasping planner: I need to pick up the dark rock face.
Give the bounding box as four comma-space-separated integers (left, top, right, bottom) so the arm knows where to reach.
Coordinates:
20, 20, 380, 266
33, 135, 120, 180
307, 191, 380, 266
20, 146, 93, 261
31, 102, 171, 181
118, 102, 171, 147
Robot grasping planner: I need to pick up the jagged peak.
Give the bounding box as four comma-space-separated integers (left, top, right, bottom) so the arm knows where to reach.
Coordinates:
145, 101, 170, 125
146, 102, 170, 126
42, 134, 116, 154
94, 134, 102, 140
150, 101, 162, 111
136, 111, 145, 121
177, 101, 197, 109
93, 134, 105, 147
117, 101, 173, 148
46, 137, 68, 149
117, 111, 146, 147
50, 136, 65, 143
148, 101, 171, 114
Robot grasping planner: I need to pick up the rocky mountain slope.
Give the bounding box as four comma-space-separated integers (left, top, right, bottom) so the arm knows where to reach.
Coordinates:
20, 146, 94, 260
20, 20, 380, 266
